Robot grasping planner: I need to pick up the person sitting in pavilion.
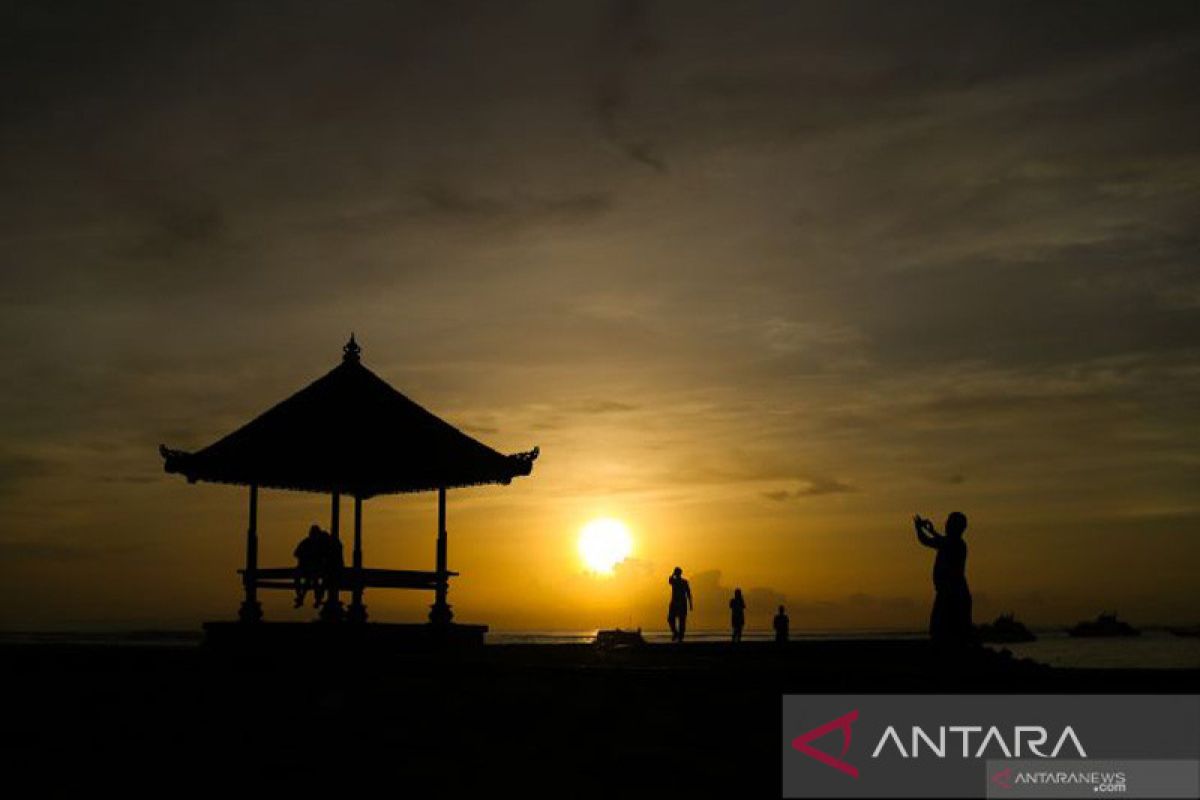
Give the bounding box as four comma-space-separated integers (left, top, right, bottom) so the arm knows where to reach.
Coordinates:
321, 525, 345, 600
293, 525, 326, 609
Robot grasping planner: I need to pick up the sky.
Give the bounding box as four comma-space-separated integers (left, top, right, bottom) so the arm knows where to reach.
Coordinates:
2, 1, 1198, 631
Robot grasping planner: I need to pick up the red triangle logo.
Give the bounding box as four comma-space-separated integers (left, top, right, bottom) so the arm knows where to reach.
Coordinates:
791, 709, 860, 779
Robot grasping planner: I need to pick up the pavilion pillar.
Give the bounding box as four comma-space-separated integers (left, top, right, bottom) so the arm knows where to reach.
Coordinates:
429, 486, 454, 625
238, 484, 263, 623
347, 495, 367, 623
320, 492, 345, 622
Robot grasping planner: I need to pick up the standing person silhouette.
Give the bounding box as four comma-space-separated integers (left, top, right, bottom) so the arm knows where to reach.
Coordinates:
730, 588, 746, 643
914, 512, 973, 645
773, 605, 789, 644
667, 567, 693, 642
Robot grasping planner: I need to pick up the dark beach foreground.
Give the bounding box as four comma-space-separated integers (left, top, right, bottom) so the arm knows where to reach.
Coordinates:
3, 635, 1196, 795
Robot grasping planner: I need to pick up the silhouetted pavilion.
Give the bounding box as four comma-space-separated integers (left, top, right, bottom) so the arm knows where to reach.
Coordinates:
160, 335, 537, 633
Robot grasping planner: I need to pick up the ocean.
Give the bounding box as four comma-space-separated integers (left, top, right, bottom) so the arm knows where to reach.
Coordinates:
3, 627, 1197, 669
484, 628, 1200, 669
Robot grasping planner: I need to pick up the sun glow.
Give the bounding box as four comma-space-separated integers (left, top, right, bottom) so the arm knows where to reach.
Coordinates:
578, 518, 633, 575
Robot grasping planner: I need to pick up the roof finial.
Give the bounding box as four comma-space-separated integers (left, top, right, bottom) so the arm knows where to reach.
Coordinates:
343, 333, 361, 363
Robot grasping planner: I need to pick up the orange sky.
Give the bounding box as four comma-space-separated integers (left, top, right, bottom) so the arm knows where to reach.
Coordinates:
2, 3, 1199, 631
5, 338, 1198, 632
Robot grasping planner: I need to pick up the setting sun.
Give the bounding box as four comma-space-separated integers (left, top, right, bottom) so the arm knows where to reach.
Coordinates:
578, 518, 633, 575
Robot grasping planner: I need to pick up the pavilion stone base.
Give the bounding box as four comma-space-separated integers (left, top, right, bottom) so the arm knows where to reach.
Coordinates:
202, 621, 488, 652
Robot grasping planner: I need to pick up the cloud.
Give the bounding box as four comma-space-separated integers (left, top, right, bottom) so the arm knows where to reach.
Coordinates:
125, 195, 227, 261
590, 562, 788, 629
410, 184, 613, 225
843, 593, 917, 612
611, 556, 656, 579
591, 0, 668, 171
687, 569, 788, 619
763, 477, 856, 501
98, 475, 159, 485
0, 451, 56, 494
574, 400, 639, 414
0, 540, 149, 562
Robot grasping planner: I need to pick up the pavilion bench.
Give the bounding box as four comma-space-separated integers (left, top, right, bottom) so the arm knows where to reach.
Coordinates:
238, 566, 459, 592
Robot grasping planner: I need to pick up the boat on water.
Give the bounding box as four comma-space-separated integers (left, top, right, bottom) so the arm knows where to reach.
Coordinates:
1167, 624, 1200, 638
976, 613, 1037, 643
1067, 612, 1140, 638
594, 628, 646, 650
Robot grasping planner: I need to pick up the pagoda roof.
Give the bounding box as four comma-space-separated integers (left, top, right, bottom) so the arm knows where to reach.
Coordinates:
160, 336, 537, 497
